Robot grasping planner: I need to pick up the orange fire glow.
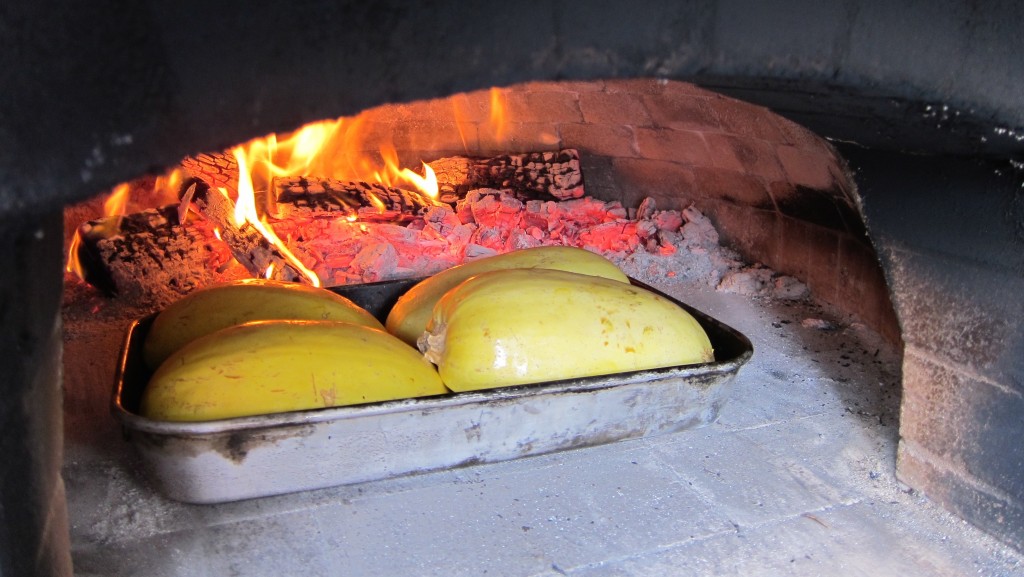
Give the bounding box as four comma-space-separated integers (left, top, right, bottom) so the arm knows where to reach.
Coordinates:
490, 87, 508, 143
378, 144, 439, 199
231, 147, 321, 287
103, 183, 132, 219
231, 117, 443, 206
65, 182, 132, 278
65, 233, 85, 278
70, 87, 511, 287
211, 84, 511, 217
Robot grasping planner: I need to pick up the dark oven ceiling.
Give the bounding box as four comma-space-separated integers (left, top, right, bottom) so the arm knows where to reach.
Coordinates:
3, 0, 1024, 220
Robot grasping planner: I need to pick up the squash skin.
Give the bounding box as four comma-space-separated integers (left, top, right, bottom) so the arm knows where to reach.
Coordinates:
419, 268, 714, 392
141, 320, 446, 422
385, 246, 629, 346
143, 278, 383, 370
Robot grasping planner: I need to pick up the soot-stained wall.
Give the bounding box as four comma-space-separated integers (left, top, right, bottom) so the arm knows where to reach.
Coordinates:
4, 0, 1024, 219
844, 148, 1024, 548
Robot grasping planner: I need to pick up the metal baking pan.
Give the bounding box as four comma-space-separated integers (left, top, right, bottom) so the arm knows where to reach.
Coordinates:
112, 277, 752, 504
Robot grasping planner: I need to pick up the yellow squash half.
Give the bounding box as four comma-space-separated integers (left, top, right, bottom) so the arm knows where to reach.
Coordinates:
141, 320, 446, 422
420, 268, 714, 392
386, 246, 629, 346
143, 278, 384, 370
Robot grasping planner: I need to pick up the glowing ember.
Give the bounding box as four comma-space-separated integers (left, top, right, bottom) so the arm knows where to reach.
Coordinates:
70, 86, 510, 291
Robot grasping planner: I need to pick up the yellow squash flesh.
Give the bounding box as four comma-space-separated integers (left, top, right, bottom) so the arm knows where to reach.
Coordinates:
143, 278, 383, 370
385, 246, 629, 346
420, 268, 714, 392
140, 320, 447, 422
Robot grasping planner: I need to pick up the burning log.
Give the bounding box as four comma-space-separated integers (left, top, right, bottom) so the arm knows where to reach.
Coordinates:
182, 178, 314, 284
179, 148, 583, 208
72, 146, 703, 304
180, 152, 238, 195
428, 149, 584, 203
72, 205, 240, 306
180, 152, 440, 222
272, 177, 439, 222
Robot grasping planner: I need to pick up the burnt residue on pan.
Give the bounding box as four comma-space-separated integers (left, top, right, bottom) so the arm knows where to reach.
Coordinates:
128, 423, 319, 464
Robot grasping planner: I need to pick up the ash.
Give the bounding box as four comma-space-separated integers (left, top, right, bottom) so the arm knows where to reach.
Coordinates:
61, 187, 807, 332
278, 190, 807, 301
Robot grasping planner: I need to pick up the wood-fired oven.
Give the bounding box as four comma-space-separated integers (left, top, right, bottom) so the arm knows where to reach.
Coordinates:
2, 2, 1022, 574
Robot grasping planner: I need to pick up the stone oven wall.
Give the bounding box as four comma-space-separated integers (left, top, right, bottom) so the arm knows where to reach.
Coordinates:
847, 149, 1024, 549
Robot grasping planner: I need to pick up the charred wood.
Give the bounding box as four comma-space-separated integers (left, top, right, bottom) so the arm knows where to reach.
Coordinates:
272, 177, 439, 223
73, 205, 237, 306
180, 152, 238, 196
428, 149, 584, 203
182, 178, 312, 283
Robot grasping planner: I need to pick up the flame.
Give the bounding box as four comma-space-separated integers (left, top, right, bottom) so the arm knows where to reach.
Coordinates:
399, 163, 439, 199
490, 87, 508, 144
376, 144, 402, 190
65, 182, 133, 279
237, 118, 361, 197
152, 169, 185, 207
231, 147, 321, 287
103, 183, 131, 218
450, 93, 473, 153
367, 193, 387, 213
254, 119, 348, 185
376, 144, 439, 199
78, 87, 516, 287
65, 233, 85, 277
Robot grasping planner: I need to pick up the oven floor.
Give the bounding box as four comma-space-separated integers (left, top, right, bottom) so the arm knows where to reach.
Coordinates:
62, 280, 1023, 576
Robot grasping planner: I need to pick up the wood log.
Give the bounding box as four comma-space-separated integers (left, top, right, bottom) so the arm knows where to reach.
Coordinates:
272, 177, 439, 222
180, 152, 238, 196
180, 148, 584, 206
73, 205, 239, 306
182, 178, 314, 284
427, 148, 585, 203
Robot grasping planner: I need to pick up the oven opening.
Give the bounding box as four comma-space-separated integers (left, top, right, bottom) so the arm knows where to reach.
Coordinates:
52, 79, 1022, 574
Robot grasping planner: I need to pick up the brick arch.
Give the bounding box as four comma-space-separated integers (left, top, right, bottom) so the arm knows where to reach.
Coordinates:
332, 79, 898, 343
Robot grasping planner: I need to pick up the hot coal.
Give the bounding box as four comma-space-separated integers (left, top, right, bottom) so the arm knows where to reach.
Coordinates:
72, 184, 807, 309
70, 146, 807, 308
